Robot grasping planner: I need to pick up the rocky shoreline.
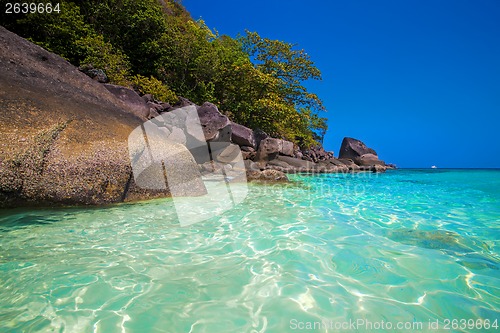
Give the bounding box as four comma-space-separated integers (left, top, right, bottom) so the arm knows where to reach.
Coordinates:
0, 27, 394, 208
122, 91, 394, 176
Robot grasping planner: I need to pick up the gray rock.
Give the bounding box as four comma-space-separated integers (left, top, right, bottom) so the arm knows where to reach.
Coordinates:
147, 101, 162, 112
294, 150, 303, 159
197, 102, 231, 141
328, 158, 347, 167
210, 122, 232, 143
316, 161, 338, 173
230, 122, 256, 148
241, 152, 253, 160
279, 140, 294, 157
142, 94, 154, 103
301, 149, 314, 162
254, 129, 269, 148
354, 153, 385, 166
240, 146, 256, 153
128, 129, 207, 197
338, 137, 387, 167
337, 158, 355, 166
277, 155, 315, 171
198, 160, 223, 176
371, 164, 387, 173
338, 137, 377, 160
183, 106, 206, 145
268, 159, 293, 171
104, 83, 150, 119
244, 159, 261, 171
213, 143, 241, 164
337, 158, 360, 171
301, 145, 330, 162
159, 102, 171, 112
256, 137, 281, 162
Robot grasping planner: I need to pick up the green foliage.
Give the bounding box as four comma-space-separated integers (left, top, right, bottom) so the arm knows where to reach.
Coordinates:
155, 18, 218, 102
131, 75, 178, 104
4, 1, 91, 64
3, 0, 329, 148
74, 0, 168, 76
76, 34, 131, 85
240, 31, 324, 111
237, 31, 327, 145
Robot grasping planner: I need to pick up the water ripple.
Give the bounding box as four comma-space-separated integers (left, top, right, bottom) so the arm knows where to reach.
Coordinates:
1, 170, 499, 332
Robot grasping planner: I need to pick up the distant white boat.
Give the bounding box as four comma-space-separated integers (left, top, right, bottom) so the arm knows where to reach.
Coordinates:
431, 165, 438, 169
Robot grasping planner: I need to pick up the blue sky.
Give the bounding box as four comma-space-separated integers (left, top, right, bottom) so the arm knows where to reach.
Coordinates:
183, 0, 500, 168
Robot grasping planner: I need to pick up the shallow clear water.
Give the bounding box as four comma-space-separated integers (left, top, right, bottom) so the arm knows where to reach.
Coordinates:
1, 169, 499, 332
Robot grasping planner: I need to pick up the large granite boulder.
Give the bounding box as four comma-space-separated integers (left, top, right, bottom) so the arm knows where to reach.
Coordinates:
354, 153, 385, 166
339, 137, 385, 167
255, 137, 294, 161
253, 129, 269, 148
103, 84, 150, 119
277, 156, 316, 171
230, 122, 256, 148
339, 137, 377, 159
197, 102, 231, 141
279, 140, 294, 157
0, 27, 206, 207
255, 137, 281, 162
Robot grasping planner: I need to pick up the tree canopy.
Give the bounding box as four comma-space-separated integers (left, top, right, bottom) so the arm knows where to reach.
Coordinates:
1, 0, 328, 147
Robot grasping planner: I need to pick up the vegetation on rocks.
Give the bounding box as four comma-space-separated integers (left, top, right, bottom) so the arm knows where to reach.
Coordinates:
1, 0, 328, 147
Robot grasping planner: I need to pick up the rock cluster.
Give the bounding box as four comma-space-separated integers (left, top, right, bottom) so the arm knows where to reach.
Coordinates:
98, 84, 383, 182
156, 100, 393, 175
114, 95, 394, 177
0, 27, 394, 208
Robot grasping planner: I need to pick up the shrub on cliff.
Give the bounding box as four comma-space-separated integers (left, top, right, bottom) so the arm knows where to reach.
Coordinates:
76, 34, 131, 85
131, 75, 178, 104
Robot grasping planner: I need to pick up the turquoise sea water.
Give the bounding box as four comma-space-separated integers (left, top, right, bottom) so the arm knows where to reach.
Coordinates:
1, 169, 499, 332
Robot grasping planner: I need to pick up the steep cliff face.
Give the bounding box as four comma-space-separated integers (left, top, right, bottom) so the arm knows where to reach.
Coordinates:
0, 27, 205, 207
